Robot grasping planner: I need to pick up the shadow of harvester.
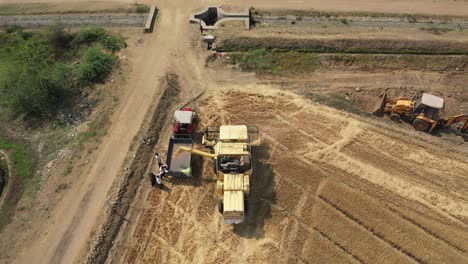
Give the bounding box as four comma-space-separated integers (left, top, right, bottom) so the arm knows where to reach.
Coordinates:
234, 143, 276, 238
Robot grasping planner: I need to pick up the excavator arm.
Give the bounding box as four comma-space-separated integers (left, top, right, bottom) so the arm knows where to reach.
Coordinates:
177, 146, 216, 159
444, 114, 468, 133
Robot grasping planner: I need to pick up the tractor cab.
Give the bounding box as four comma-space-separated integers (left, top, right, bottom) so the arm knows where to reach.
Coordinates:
413, 93, 444, 119
173, 108, 196, 138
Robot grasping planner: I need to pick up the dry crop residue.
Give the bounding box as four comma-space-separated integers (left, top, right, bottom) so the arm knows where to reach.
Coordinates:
120, 90, 468, 264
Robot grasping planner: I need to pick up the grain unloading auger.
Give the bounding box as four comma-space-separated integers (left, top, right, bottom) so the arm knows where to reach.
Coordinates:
372, 91, 468, 140
177, 125, 260, 224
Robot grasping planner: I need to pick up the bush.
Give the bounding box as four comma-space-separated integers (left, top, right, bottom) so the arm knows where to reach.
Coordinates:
46, 23, 71, 52
74, 48, 115, 85
5, 25, 22, 34
135, 4, 150, 13
71, 26, 126, 52
0, 27, 123, 122
5, 66, 66, 119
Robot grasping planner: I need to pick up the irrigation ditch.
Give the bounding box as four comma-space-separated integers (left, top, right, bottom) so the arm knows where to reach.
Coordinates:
84, 73, 180, 264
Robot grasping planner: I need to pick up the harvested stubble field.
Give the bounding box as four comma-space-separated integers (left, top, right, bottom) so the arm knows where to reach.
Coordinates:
115, 90, 468, 264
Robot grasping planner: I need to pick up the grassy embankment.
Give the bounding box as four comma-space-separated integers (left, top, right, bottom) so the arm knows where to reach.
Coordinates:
0, 25, 126, 229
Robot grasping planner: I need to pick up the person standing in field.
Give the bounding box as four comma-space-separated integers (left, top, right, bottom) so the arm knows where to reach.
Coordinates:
159, 164, 168, 180
155, 153, 162, 167
156, 174, 164, 189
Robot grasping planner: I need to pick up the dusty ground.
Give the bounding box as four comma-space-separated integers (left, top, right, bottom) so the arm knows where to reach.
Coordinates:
107, 3, 468, 264
112, 88, 468, 264
1, 1, 468, 264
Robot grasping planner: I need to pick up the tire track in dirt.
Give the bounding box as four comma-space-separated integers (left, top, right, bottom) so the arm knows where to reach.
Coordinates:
316, 161, 468, 253
317, 197, 416, 263
344, 138, 468, 195
312, 227, 365, 264
387, 206, 468, 255
319, 194, 467, 264
117, 84, 468, 263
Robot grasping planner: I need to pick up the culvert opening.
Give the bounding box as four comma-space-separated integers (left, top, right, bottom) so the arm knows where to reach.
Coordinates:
194, 7, 219, 26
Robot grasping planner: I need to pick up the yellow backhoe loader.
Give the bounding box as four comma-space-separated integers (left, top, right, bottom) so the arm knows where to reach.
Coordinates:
177, 125, 260, 224
372, 92, 468, 140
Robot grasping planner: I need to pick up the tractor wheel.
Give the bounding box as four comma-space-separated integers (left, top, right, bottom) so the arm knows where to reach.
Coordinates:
412, 119, 431, 132
390, 113, 401, 122
217, 200, 224, 214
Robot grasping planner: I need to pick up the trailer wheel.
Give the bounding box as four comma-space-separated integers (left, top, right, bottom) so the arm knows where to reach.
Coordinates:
390, 113, 401, 122
244, 199, 249, 212
413, 119, 431, 132
217, 200, 224, 214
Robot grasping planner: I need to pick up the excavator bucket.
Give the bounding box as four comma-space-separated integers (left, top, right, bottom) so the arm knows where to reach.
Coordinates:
371, 92, 388, 116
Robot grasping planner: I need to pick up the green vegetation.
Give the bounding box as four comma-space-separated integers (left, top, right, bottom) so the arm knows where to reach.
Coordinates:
0, 137, 34, 229
0, 25, 125, 229
219, 37, 468, 55
0, 25, 125, 122
229, 49, 321, 74
224, 50, 468, 74
135, 4, 150, 14
74, 48, 115, 85
71, 26, 126, 52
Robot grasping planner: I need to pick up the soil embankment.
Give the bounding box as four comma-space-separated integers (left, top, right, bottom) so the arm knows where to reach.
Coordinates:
0, 13, 146, 28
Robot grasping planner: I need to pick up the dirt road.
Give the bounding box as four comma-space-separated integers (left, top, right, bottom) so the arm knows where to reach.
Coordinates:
16, 8, 176, 264
13, 1, 212, 263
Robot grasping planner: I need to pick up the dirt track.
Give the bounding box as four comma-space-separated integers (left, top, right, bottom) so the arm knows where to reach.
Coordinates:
14, 13, 175, 264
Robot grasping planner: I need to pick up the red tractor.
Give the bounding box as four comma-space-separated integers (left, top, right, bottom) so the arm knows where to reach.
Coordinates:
165, 107, 197, 178
172, 107, 196, 138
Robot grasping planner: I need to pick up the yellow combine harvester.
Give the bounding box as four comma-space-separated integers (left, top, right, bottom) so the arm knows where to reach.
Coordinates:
178, 125, 260, 224
373, 92, 468, 140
